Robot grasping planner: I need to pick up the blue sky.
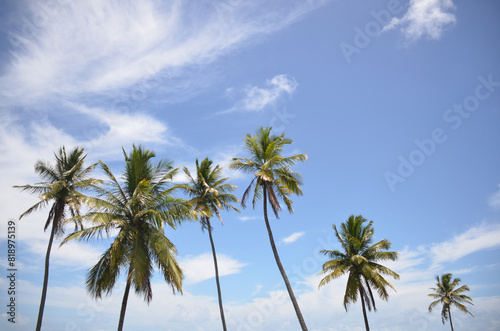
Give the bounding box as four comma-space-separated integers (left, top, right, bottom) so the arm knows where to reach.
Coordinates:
0, 0, 499, 330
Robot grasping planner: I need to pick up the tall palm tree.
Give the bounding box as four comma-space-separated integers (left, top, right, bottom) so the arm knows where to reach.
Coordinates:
318, 215, 399, 331
177, 158, 240, 331
428, 273, 474, 331
230, 126, 308, 330
14, 146, 98, 331
61, 145, 193, 331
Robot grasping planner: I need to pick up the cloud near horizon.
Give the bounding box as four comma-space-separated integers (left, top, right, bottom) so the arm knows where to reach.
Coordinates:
180, 253, 247, 284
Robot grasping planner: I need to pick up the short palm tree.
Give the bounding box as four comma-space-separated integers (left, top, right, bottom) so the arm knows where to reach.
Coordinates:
61, 145, 193, 331
14, 146, 98, 331
230, 126, 308, 330
177, 158, 240, 331
318, 215, 399, 331
428, 273, 474, 331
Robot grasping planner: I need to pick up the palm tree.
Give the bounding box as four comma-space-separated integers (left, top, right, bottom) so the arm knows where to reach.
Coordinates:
229, 126, 308, 330
318, 215, 399, 331
14, 146, 98, 331
61, 145, 193, 331
428, 273, 474, 331
177, 158, 240, 331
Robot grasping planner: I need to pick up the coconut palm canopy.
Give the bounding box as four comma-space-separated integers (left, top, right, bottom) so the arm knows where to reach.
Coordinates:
319, 215, 399, 330
428, 273, 474, 330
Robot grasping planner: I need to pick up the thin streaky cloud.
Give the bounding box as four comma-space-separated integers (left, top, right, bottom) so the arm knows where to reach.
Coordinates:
430, 222, 500, 266
1, 0, 323, 109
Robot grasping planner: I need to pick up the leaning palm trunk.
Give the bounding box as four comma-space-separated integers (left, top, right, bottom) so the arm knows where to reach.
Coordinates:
35, 214, 57, 331
117, 268, 133, 331
36, 200, 64, 331
359, 288, 370, 331
449, 309, 454, 331
206, 218, 227, 331
263, 189, 308, 331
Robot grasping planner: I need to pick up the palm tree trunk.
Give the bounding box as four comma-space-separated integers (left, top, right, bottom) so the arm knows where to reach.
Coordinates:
35, 215, 58, 331
117, 269, 132, 331
359, 288, 370, 331
262, 188, 308, 331
449, 308, 454, 331
206, 218, 227, 331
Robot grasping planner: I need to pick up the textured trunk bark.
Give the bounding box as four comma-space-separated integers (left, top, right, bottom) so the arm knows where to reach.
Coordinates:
117, 269, 132, 331
263, 187, 308, 331
207, 218, 227, 331
35, 214, 58, 331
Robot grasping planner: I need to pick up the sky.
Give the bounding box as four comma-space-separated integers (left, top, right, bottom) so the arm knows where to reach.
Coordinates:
0, 0, 499, 330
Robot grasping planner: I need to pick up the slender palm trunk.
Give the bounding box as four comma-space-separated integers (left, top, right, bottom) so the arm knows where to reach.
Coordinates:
262, 189, 308, 331
359, 288, 370, 331
206, 218, 227, 331
117, 269, 132, 331
35, 215, 58, 331
449, 308, 454, 331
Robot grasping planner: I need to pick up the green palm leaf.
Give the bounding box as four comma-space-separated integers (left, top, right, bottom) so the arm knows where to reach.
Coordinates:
229, 126, 309, 330
319, 215, 399, 331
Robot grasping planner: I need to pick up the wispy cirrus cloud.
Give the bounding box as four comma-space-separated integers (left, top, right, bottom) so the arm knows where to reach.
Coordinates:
430, 222, 500, 266
1, 0, 321, 108
384, 0, 456, 41
222, 74, 298, 114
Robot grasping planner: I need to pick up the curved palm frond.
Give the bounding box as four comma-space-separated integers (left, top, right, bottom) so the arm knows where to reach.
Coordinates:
319, 215, 399, 330
62, 145, 189, 331
428, 273, 474, 327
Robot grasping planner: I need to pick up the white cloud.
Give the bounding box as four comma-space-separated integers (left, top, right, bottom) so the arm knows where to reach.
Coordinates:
239, 216, 261, 222
180, 253, 247, 284
68, 102, 178, 160
26, 239, 103, 269
488, 185, 500, 210
6, 220, 500, 330
281, 231, 305, 245
430, 222, 500, 266
1, 1, 319, 108
224, 74, 298, 113
384, 0, 456, 41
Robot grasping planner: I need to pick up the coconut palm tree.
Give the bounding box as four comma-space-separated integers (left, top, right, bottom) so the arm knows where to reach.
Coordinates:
428, 273, 474, 331
177, 158, 240, 331
14, 146, 99, 331
61, 145, 193, 331
318, 215, 399, 331
229, 126, 308, 330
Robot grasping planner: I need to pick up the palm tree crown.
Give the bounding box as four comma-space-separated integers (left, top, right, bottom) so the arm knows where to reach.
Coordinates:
14, 146, 98, 331
62, 145, 193, 331
319, 215, 399, 331
178, 158, 240, 229
230, 126, 309, 330
428, 273, 474, 330
177, 157, 240, 331
230, 126, 307, 216
15, 146, 98, 233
